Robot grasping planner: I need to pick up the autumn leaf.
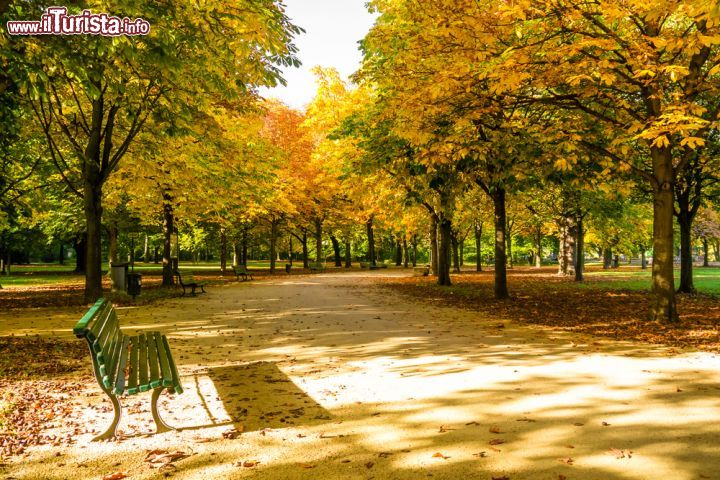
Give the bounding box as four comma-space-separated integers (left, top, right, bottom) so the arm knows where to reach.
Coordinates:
102, 473, 128, 480
489, 439, 505, 445
222, 426, 244, 439
432, 452, 450, 459
299, 463, 316, 469
559, 457, 574, 465
489, 426, 502, 433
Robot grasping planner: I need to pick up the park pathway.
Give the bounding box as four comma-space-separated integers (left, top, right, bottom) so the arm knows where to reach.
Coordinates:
5, 271, 720, 479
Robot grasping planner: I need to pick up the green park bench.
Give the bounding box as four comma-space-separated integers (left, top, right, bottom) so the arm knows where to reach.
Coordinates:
174, 269, 206, 296
309, 262, 326, 273
73, 298, 183, 441
232, 264, 254, 281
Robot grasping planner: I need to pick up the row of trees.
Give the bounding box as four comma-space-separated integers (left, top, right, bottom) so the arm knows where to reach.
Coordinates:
3, 1, 720, 326
333, 0, 720, 322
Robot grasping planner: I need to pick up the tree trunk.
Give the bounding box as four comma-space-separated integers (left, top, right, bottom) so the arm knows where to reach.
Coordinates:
242, 228, 248, 265
535, 227, 542, 268
83, 185, 103, 302
73, 236, 86, 274
437, 216, 452, 286
715, 240, 720, 262
641, 249, 647, 269
366, 217, 376, 267
288, 235, 294, 265
475, 222, 483, 272
331, 235, 342, 267
703, 238, 709, 267
142, 234, 149, 262
314, 218, 323, 263
506, 220, 514, 269
558, 216, 576, 276
154, 245, 159, 264
677, 213, 694, 292
459, 240, 464, 266
575, 216, 584, 282
613, 254, 619, 269
412, 234, 418, 267
220, 228, 228, 273
451, 231, 460, 273
344, 240, 352, 268
650, 155, 679, 322
269, 220, 278, 273
603, 248, 613, 269
395, 239, 403, 266
108, 225, 118, 269
59, 243, 65, 265
430, 216, 439, 276
302, 232, 309, 268
403, 237, 409, 268
492, 188, 509, 299
162, 195, 174, 286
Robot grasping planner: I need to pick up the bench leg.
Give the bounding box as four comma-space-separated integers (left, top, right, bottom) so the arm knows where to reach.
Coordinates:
200, 285, 205, 293
93, 391, 122, 442
151, 387, 174, 434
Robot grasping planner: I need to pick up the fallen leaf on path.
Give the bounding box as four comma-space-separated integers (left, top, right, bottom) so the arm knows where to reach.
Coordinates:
473, 451, 487, 458
222, 427, 244, 439
102, 473, 128, 480
602, 421, 611, 426
559, 457, 574, 465
298, 463, 315, 469
573, 422, 584, 426
144, 450, 188, 468
465, 421, 480, 426
378, 452, 392, 458
439, 425, 455, 433
432, 452, 450, 459
491, 476, 510, 480
609, 448, 632, 459
489, 439, 505, 445
489, 446, 502, 452
489, 426, 502, 433
559, 475, 567, 480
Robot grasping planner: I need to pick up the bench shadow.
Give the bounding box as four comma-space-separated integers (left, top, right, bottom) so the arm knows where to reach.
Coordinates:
182, 361, 331, 433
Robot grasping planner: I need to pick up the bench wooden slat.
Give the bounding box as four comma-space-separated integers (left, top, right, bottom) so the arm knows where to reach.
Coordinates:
147, 332, 162, 389
98, 309, 119, 350
127, 336, 139, 395
162, 335, 183, 394
113, 336, 130, 395
89, 301, 113, 349
73, 299, 106, 336
138, 333, 150, 392
102, 327, 122, 390
154, 331, 174, 388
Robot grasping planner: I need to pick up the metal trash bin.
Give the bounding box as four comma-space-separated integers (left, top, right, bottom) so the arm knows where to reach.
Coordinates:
127, 273, 142, 299
110, 262, 129, 292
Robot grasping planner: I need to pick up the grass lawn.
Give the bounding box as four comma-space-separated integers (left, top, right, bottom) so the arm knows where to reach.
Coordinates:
582, 265, 720, 295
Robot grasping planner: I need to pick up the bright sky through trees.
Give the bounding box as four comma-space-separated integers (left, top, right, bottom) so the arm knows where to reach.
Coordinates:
260, 0, 376, 109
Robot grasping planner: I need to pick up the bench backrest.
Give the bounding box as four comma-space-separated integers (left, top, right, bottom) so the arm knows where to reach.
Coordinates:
73, 298, 123, 391
234, 265, 248, 273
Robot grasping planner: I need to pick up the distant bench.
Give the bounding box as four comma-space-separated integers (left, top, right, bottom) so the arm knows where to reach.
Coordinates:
73, 298, 183, 441
233, 264, 254, 281
174, 269, 206, 296
414, 265, 430, 276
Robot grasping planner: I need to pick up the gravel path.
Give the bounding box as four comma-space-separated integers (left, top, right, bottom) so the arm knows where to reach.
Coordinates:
2, 271, 719, 479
